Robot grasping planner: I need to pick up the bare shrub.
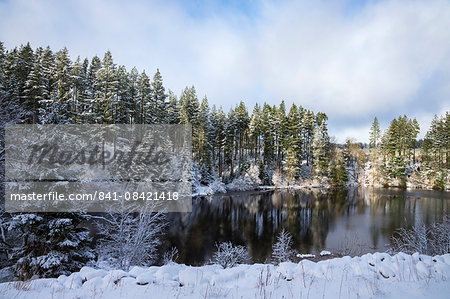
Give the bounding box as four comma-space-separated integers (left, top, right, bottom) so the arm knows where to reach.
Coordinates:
213, 242, 250, 268
336, 233, 365, 257
390, 217, 449, 255
13, 279, 32, 291
272, 229, 295, 263
163, 247, 179, 265
96, 203, 166, 271
427, 218, 450, 255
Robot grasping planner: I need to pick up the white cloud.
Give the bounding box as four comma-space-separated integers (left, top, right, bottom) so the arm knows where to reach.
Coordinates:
330, 124, 372, 144
0, 0, 449, 142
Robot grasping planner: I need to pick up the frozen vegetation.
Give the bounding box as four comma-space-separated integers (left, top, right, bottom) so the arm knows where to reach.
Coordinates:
0, 42, 448, 298
1, 252, 449, 299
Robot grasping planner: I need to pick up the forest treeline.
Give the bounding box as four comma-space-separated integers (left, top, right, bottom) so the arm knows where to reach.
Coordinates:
0, 42, 448, 189
0, 41, 448, 281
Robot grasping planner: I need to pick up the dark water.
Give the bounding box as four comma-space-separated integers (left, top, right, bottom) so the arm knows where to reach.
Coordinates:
161, 188, 449, 265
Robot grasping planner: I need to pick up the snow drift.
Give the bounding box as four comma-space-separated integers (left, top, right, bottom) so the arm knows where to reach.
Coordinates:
1, 252, 449, 299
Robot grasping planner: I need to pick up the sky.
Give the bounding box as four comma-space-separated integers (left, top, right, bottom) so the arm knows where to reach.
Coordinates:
0, 0, 449, 143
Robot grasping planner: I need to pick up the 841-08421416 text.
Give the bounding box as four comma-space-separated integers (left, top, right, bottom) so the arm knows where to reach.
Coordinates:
9, 191, 179, 201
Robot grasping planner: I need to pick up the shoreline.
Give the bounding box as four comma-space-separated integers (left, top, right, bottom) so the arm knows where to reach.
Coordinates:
1, 252, 449, 299
193, 183, 449, 198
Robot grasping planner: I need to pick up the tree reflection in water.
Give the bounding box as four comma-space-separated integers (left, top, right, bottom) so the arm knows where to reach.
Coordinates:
160, 188, 449, 265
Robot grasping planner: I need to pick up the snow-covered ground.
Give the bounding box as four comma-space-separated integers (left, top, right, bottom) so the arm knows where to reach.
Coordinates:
1, 252, 449, 299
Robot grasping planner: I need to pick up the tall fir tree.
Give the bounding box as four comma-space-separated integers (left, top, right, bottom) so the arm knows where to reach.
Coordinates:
369, 117, 381, 150
151, 68, 167, 123
312, 117, 330, 179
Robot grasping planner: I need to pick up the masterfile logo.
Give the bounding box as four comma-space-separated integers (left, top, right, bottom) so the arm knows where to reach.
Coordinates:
5, 124, 192, 213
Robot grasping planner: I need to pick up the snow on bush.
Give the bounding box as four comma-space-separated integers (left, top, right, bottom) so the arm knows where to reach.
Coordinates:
192, 163, 203, 193
192, 169, 226, 196
390, 217, 450, 255
271, 169, 285, 188
272, 229, 295, 263
213, 242, 250, 268
207, 178, 226, 194
227, 165, 262, 191
7, 213, 94, 280
163, 247, 179, 265
96, 204, 166, 271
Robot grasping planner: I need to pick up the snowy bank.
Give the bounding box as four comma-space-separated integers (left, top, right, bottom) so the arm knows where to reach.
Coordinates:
1, 252, 449, 299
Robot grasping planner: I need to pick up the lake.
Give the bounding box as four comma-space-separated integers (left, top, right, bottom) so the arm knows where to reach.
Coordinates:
161, 188, 449, 265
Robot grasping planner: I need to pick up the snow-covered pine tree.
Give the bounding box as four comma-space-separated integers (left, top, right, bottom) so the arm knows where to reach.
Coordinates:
0, 42, 6, 99
122, 67, 139, 124
51, 47, 73, 123
312, 117, 330, 179
224, 108, 237, 179
261, 103, 274, 167
302, 110, 315, 166
136, 71, 151, 124
84, 55, 101, 123
179, 86, 200, 161
113, 65, 131, 124
151, 68, 167, 123
249, 103, 262, 163
22, 48, 44, 124
211, 105, 226, 177
328, 146, 348, 186
286, 103, 302, 174
234, 101, 249, 174
422, 114, 448, 189
285, 146, 299, 184
272, 229, 294, 263
15, 43, 34, 123
198, 96, 213, 179
8, 213, 94, 280
276, 100, 288, 169
40, 47, 55, 99
369, 117, 381, 150
95, 51, 118, 124
1, 48, 25, 123
70, 56, 89, 124
166, 90, 179, 124
37, 47, 57, 124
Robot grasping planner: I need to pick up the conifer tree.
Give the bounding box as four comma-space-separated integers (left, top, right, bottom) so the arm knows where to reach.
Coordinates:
16, 43, 35, 123
136, 71, 151, 124
302, 110, 315, 165
328, 146, 348, 186
52, 47, 73, 123
0, 42, 6, 98
198, 96, 213, 177
211, 106, 226, 177
249, 103, 262, 163
112, 65, 131, 124
369, 117, 381, 150
179, 86, 200, 161
166, 90, 179, 124
96, 51, 118, 124
224, 108, 237, 178
312, 118, 330, 178
234, 101, 249, 173
286, 103, 302, 169
23, 51, 44, 124
124, 67, 139, 124
151, 68, 167, 123
261, 103, 274, 166
8, 213, 94, 280
285, 146, 299, 183
276, 101, 288, 169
